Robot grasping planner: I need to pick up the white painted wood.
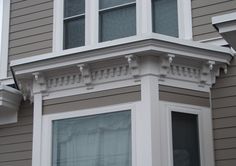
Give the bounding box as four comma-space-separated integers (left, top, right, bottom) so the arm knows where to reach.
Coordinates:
41, 103, 137, 166
178, 0, 193, 40
0, 0, 10, 79
32, 93, 43, 166
53, 0, 64, 53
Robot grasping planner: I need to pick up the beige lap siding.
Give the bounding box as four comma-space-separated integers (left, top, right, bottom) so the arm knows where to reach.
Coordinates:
159, 85, 210, 107
212, 57, 236, 166
0, 101, 33, 166
192, 0, 236, 41
43, 86, 141, 114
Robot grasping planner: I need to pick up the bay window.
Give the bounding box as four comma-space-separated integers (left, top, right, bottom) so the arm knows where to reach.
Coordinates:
99, 0, 136, 42
152, 0, 179, 37
63, 0, 85, 49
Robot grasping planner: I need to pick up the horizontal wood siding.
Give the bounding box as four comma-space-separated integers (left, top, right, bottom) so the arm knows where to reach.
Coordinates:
43, 86, 141, 114
0, 101, 33, 166
192, 0, 236, 41
8, 0, 53, 61
212, 57, 236, 166
159, 85, 210, 107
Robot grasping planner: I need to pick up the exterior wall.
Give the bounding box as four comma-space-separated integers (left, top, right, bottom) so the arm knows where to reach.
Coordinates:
159, 85, 210, 107
192, 0, 236, 41
0, 101, 33, 166
211, 57, 236, 166
43, 86, 141, 114
9, 0, 53, 61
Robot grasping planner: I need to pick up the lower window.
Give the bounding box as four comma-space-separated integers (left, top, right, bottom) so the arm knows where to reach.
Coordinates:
171, 112, 200, 166
52, 110, 132, 166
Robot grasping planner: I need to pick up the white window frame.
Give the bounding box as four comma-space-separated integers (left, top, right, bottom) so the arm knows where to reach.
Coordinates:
160, 101, 215, 166
0, 0, 10, 79
41, 103, 137, 166
53, 0, 192, 54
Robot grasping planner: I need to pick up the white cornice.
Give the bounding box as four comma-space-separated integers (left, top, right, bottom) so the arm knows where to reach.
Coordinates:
11, 35, 232, 76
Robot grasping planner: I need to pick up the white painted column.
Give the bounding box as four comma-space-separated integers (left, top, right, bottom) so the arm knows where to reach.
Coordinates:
32, 93, 43, 166
135, 56, 162, 166
136, 0, 152, 36
31, 73, 46, 166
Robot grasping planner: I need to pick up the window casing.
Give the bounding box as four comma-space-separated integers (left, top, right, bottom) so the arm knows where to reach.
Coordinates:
54, 0, 192, 52
41, 104, 136, 166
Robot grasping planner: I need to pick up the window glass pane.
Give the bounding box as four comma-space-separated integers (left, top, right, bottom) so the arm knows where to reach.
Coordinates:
152, 0, 178, 37
64, 17, 85, 49
64, 0, 85, 18
99, 5, 136, 42
171, 112, 200, 166
52, 111, 132, 166
100, 0, 135, 9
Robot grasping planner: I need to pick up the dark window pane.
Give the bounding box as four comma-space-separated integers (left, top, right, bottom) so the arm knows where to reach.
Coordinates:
172, 112, 200, 166
64, 17, 85, 49
152, 0, 178, 37
99, 5, 136, 42
52, 111, 132, 166
100, 0, 135, 9
64, 0, 85, 18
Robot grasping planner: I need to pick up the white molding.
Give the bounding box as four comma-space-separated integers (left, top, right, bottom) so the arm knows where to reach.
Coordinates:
159, 101, 215, 166
53, 0, 63, 53
41, 103, 138, 166
178, 0, 193, 40
0, 0, 10, 79
199, 37, 228, 46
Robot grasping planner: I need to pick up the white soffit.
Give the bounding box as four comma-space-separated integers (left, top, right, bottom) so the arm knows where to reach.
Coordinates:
0, 85, 22, 125
212, 12, 236, 50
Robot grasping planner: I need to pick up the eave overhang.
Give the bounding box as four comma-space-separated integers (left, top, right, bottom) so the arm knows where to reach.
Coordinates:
0, 85, 22, 125
11, 34, 232, 77
212, 12, 236, 50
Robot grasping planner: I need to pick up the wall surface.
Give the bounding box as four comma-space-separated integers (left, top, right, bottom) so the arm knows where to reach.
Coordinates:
0, 101, 33, 166
159, 85, 210, 107
192, 0, 236, 41
43, 86, 141, 114
211, 57, 236, 166
9, 0, 53, 61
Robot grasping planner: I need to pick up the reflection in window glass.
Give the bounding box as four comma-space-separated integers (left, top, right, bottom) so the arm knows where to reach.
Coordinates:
99, 0, 136, 42
171, 112, 200, 166
152, 0, 178, 37
52, 111, 132, 166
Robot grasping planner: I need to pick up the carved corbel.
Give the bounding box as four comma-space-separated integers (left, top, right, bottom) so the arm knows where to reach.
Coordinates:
125, 55, 140, 78
77, 64, 92, 88
32, 72, 47, 95
18, 79, 33, 101
159, 54, 175, 77
200, 61, 215, 85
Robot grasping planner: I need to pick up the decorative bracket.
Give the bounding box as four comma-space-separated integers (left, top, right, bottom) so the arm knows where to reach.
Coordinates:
77, 64, 92, 88
125, 55, 140, 78
159, 54, 175, 77
32, 72, 47, 95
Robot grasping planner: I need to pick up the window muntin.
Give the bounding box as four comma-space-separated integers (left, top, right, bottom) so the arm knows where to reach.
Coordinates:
171, 112, 200, 166
64, 0, 85, 49
99, 0, 136, 42
152, 0, 179, 37
52, 110, 132, 166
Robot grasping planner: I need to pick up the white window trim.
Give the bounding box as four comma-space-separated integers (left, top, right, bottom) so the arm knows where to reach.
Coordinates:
53, 0, 192, 54
0, 0, 10, 79
177, 0, 193, 40
160, 101, 215, 166
41, 103, 137, 166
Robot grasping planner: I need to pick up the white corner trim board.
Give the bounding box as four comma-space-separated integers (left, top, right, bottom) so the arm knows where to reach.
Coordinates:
0, 0, 10, 79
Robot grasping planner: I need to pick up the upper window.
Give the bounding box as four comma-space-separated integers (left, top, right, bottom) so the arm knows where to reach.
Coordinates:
56, 0, 192, 51
99, 0, 136, 42
64, 0, 85, 49
152, 0, 178, 37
